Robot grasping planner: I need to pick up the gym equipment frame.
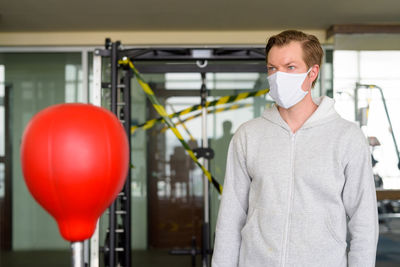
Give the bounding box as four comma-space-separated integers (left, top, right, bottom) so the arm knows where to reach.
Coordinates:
91, 39, 267, 267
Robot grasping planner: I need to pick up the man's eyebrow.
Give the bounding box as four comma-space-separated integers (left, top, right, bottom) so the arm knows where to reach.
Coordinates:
267, 61, 298, 67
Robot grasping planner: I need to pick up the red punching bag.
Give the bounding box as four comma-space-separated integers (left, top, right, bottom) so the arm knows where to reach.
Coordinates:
21, 103, 129, 242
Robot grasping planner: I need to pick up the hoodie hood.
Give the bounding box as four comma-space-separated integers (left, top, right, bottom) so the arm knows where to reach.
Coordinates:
261, 96, 340, 132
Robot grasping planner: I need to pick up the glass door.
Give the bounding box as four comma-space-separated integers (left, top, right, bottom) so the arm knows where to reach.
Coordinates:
145, 71, 269, 250
148, 95, 204, 249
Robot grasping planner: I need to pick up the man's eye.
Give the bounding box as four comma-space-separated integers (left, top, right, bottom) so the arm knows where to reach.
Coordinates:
288, 66, 295, 70
267, 67, 276, 71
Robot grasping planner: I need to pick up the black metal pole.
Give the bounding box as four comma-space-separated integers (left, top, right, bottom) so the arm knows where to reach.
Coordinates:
374, 85, 400, 169
109, 41, 119, 267
200, 72, 211, 267
123, 69, 132, 267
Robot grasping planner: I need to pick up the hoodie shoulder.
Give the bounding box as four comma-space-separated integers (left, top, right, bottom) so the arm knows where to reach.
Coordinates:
332, 114, 365, 139
331, 116, 370, 164
341, 118, 368, 145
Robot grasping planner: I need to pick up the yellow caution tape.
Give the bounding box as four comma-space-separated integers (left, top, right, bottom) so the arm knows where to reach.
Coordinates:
160, 103, 253, 134
168, 103, 196, 142
120, 58, 223, 194
131, 88, 269, 134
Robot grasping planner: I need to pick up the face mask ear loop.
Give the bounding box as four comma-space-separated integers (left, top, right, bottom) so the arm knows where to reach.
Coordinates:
303, 67, 313, 91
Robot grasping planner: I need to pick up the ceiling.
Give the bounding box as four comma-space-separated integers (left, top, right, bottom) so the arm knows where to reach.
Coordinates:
1, 0, 400, 32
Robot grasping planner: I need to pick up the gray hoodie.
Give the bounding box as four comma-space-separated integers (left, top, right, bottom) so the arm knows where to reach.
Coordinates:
212, 96, 379, 267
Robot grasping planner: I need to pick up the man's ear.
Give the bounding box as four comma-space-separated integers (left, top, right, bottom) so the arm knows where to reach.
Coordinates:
309, 64, 320, 83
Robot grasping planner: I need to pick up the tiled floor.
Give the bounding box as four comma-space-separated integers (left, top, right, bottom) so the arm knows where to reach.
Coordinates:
0, 249, 201, 267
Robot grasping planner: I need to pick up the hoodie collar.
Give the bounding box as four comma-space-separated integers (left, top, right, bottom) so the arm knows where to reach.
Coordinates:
262, 96, 340, 132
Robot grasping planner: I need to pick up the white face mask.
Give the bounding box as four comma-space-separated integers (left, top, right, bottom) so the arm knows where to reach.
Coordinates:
267, 68, 311, 109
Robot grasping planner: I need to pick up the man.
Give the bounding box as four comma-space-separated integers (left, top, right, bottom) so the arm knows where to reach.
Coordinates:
211, 30, 378, 267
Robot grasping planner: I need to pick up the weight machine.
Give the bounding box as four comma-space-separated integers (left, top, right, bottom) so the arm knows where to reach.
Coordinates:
354, 83, 400, 232
355, 83, 400, 170
90, 40, 133, 267
90, 39, 266, 267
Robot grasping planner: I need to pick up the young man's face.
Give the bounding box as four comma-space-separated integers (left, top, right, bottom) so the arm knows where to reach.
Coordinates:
267, 41, 317, 91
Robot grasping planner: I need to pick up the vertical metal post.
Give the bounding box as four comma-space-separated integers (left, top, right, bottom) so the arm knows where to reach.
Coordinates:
89, 51, 102, 267
109, 41, 119, 267
83, 240, 89, 267
81, 49, 89, 103
122, 69, 132, 267
90, 221, 100, 267
71, 242, 84, 267
111, 42, 119, 114
90, 51, 102, 106
200, 73, 210, 267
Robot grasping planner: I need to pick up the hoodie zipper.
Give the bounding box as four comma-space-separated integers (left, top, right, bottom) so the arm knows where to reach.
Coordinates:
281, 132, 296, 267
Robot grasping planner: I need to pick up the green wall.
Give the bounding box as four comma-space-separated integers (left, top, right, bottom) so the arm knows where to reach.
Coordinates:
1, 53, 82, 250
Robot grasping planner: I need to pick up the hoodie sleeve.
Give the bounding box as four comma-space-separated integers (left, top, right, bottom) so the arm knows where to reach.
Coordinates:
342, 128, 379, 267
211, 128, 251, 267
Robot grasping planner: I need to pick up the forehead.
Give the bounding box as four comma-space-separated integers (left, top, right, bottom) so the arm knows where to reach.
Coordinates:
267, 41, 305, 65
